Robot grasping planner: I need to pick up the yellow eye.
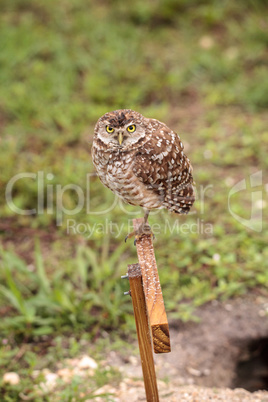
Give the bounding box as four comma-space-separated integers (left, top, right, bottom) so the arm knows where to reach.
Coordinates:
106, 126, 114, 134
127, 125, 136, 133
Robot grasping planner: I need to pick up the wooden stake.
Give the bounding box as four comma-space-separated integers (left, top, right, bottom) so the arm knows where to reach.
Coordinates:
133, 218, 171, 354
128, 263, 159, 402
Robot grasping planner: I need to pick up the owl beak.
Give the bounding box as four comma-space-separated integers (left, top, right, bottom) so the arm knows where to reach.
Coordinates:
118, 132, 123, 145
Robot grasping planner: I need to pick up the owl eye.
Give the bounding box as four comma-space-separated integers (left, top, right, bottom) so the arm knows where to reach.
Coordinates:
127, 125, 136, 133
106, 125, 115, 134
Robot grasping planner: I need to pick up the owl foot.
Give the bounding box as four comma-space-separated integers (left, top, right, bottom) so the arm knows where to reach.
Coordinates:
125, 223, 155, 245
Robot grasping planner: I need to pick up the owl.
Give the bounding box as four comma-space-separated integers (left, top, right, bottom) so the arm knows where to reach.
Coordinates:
92, 109, 195, 241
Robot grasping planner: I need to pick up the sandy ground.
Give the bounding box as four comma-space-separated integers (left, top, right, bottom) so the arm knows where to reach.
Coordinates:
94, 380, 268, 401
104, 292, 268, 401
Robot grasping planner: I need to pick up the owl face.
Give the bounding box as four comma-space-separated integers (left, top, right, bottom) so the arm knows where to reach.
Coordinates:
95, 109, 147, 150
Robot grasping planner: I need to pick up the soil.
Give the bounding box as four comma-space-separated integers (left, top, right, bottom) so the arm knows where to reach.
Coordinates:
106, 291, 268, 401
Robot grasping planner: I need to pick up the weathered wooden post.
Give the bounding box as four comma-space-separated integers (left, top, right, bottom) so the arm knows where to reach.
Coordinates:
122, 218, 171, 401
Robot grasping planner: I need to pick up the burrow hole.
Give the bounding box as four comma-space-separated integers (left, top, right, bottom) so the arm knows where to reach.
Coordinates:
232, 337, 268, 392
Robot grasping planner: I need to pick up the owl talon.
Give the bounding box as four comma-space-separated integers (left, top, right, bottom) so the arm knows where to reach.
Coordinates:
133, 233, 154, 246
125, 231, 135, 243
134, 234, 143, 246
125, 223, 155, 245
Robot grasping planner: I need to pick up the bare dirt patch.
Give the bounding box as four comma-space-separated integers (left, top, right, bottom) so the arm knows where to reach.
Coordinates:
159, 292, 268, 390
108, 292, 268, 400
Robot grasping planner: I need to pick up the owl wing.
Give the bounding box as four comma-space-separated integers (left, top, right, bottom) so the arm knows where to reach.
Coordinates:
132, 123, 195, 214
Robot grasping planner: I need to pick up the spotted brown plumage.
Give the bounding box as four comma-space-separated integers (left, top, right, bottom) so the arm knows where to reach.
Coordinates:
92, 109, 195, 236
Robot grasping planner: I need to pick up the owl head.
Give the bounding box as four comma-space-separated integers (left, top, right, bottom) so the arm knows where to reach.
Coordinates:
94, 109, 147, 150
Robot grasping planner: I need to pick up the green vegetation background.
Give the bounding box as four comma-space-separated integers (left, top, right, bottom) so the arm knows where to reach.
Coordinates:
0, 0, 268, 399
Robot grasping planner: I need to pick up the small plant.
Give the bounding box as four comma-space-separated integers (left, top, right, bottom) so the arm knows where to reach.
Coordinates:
0, 239, 132, 339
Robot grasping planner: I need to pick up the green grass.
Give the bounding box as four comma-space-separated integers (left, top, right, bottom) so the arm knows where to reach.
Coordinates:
1, 0, 268, 399
0, 240, 133, 339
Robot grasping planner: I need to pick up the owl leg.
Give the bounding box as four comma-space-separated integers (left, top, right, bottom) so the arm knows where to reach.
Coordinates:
124, 209, 155, 245
142, 209, 152, 234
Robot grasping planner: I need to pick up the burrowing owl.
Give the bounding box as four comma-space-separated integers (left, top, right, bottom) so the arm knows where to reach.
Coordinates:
92, 109, 195, 240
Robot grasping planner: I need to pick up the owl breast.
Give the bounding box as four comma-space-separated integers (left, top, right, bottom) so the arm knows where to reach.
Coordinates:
93, 147, 163, 209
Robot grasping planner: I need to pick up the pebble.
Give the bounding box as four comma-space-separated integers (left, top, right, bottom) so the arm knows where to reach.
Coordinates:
77, 355, 98, 370
3, 372, 20, 385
